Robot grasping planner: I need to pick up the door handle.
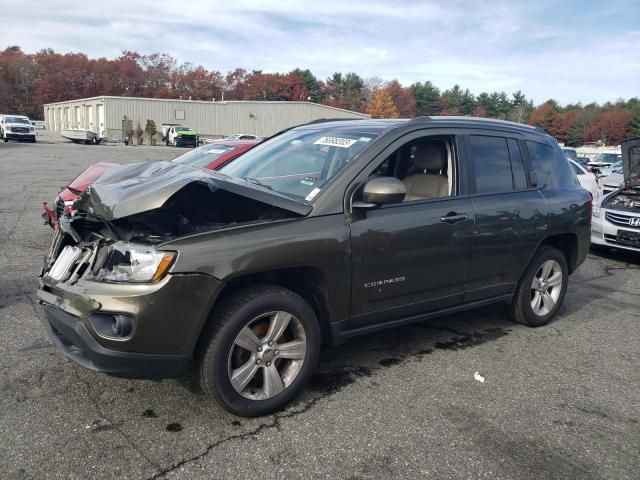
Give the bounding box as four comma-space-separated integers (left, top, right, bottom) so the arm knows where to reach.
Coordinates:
440, 212, 468, 224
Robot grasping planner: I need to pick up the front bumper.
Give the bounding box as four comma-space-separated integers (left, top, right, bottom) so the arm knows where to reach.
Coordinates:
42, 304, 189, 378
591, 208, 640, 252
175, 136, 197, 147
38, 271, 223, 378
4, 132, 35, 141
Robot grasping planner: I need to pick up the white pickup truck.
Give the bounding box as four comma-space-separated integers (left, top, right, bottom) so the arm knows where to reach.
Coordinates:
161, 124, 199, 147
0, 114, 36, 143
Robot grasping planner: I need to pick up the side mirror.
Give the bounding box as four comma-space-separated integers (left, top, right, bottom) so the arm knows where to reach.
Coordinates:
354, 177, 406, 209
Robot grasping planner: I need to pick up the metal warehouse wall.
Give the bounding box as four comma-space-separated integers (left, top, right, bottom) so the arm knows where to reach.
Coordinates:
44, 97, 369, 141
104, 98, 368, 139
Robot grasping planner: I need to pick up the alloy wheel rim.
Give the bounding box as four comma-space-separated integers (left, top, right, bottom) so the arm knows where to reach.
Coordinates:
228, 311, 307, 400
530, 259, 563, 316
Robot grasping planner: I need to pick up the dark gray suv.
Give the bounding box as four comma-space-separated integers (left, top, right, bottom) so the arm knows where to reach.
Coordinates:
38, 117, 591, 416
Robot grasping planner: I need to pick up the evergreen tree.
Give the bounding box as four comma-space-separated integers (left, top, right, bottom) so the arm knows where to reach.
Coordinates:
291, 68, 323, 102
410, 81, 440, 116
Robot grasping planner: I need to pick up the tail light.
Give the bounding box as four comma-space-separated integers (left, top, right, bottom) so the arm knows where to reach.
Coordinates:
587, 192, 593, 218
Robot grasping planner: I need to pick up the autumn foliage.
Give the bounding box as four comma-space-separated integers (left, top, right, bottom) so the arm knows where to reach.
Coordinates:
366, 90, 400, 119
1, 46, 638, 145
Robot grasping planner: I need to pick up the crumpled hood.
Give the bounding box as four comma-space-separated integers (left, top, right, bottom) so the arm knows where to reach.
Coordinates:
621, 137, 640, 188
73, 161, 311, 221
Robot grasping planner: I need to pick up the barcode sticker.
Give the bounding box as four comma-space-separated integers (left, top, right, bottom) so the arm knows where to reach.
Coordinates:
313, 136, 358, 148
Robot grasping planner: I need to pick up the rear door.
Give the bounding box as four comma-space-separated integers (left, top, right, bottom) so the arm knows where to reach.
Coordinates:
462, 131, 549, 301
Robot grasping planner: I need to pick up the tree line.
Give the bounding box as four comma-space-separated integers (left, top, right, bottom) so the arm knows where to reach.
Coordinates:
1, 46, 638, 146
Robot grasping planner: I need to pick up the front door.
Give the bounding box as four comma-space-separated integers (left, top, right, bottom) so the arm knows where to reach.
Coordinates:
348, 132, 474, 328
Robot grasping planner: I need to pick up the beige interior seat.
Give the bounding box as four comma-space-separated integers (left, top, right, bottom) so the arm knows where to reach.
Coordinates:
402, 143, 449, 201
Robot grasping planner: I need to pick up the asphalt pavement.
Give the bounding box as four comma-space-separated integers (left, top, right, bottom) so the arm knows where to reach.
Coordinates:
0, 141, 639, 479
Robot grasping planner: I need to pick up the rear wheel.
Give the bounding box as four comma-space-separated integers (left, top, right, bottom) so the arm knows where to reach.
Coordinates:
508, 246, 568, 327
197, 285, 321, 417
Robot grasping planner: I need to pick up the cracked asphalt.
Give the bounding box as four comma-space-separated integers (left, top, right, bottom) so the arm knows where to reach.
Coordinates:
1, 141, 639, 480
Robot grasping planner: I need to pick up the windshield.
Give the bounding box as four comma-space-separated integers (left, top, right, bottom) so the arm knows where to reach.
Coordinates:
176, 127, 194, 132
220, 127, 379, 201
6, 116, 30, 124
172, 144, 236, 169
593, 153, 621, 163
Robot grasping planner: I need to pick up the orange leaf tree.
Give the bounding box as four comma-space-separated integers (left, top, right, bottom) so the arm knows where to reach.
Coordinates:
366, 90, 400, 119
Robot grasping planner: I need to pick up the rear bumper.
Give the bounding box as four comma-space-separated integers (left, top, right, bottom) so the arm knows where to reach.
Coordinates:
42, 304, 189, 378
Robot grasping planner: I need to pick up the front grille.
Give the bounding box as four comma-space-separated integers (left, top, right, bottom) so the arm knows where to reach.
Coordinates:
605, 233, 640, 248
605, 211, 640, 229
55, 198, 64, 219
11, 127, 29, 133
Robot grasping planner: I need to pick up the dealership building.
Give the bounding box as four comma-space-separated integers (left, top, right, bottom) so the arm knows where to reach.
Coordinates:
43, 96, 369, 141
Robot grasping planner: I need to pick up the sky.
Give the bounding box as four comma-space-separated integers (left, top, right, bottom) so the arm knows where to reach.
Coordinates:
1, 0, 638, 105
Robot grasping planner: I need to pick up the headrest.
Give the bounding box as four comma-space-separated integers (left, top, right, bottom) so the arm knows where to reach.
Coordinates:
413, 142, 447, 170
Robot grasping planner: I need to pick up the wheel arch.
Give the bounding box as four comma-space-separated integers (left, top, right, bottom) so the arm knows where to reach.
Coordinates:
537, 232, 580, 274
195, 266, 334, 353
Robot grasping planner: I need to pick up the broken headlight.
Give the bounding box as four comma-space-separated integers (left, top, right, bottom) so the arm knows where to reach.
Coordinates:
93, 242, 175, 283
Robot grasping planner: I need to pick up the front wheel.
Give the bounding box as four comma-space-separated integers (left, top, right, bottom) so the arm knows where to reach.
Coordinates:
508, 246, 568, 327
197, 285, 321, 417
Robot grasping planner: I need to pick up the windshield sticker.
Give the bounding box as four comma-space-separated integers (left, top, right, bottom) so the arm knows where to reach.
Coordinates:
305, 188, 321, 201
358, 137, 372, 142
207, 149, 227, 154
314, 136, 358, 148
300, 176, 317, 186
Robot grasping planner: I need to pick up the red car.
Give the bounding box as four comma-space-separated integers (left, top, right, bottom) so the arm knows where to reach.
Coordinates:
43, 140, 259, 227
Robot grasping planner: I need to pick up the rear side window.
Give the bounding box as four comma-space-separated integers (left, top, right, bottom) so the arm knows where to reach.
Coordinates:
469, 135, 513, 194
507, 139, 528, 190
527, 141, 577, 188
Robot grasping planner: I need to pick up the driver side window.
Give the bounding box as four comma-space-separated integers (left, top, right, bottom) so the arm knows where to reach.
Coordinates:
368, 136, 456, 202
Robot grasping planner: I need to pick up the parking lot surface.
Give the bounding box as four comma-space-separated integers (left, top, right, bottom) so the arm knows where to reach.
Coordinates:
1, 142, 639, 480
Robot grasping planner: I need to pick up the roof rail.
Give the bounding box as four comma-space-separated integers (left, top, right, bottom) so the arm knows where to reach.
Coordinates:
409, 115, 550, 136
261, 117, 364, 141
407, 116, 432, 124
303, 117, 364, 126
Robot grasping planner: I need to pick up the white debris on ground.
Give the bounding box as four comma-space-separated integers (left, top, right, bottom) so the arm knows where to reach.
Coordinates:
474, 371, 485, 383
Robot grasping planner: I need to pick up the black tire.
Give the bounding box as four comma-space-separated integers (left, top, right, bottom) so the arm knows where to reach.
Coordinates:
507, 245, 569, 327
197, 285, 321, 417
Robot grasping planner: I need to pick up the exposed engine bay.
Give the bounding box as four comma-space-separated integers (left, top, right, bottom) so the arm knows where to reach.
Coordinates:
602, 189, 640, 213
69, 182, 299, 245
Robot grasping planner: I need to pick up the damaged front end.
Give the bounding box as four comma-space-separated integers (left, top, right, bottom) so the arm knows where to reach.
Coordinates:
591, 137, 640, 251
38, 161, 308, 378
601, 137, 640, 212
43, 161, 308, 286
